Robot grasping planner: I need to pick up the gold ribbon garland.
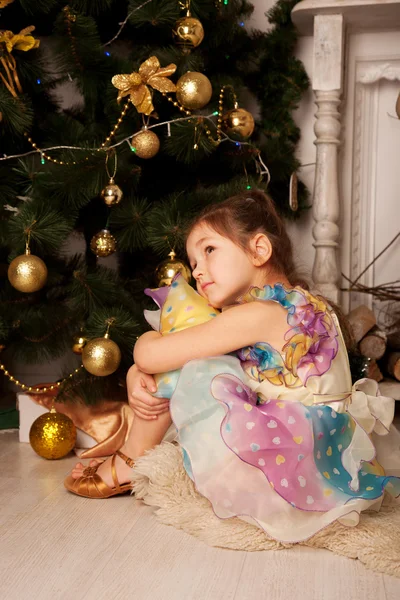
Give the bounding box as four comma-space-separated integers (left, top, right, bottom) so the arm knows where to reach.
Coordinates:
112, 56, 177, 115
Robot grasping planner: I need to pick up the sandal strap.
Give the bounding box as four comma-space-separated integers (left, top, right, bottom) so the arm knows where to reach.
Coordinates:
115, 449, 135, 469
110, 454, 121, 493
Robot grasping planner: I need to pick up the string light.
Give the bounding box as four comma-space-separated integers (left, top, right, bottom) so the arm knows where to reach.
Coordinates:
103, 0, 153, 47
21, 100, 131, 166
0, 363, 83, 394
2, 110, 270, 186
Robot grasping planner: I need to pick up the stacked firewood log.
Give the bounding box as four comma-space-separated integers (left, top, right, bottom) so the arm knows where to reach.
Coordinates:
347, 305, 400, 382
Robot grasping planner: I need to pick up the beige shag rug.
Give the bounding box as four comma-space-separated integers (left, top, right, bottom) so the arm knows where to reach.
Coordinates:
131, 442, 400, 578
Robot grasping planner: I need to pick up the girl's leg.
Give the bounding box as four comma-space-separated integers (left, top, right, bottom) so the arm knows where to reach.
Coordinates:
71, 411, 172, 487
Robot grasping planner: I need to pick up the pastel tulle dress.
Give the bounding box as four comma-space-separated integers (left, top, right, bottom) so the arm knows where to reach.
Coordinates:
144, 275, 400, 543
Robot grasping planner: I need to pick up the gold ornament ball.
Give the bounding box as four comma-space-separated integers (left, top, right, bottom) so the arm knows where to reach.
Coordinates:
82, 336, 121, 376
132, 129, 160, 159
156, 250, 191, 287
29, 409, 76, 460
173, 16, 204, 50
101, 179, 123, 207
222, 107, 255, 139
8, 252, 48, 293
176, 72, 212, 110
90, 229, 117, 257
72, 333, 87, 355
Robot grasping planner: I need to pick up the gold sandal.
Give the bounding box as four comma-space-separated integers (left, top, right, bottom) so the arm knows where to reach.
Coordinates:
64, 450, 135, 498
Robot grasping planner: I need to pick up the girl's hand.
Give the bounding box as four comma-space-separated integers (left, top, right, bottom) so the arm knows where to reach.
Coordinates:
126, 364, 170, 421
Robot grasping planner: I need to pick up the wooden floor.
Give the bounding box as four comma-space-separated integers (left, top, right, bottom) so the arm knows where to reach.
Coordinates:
0, 431, 398, 600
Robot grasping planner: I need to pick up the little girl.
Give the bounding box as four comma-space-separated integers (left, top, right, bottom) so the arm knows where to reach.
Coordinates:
65, 190, 399, 543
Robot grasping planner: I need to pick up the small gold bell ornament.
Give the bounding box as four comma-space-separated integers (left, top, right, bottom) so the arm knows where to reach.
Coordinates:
101, 151, 123, 206
155, 250, 191, 287
82, 321, 121, 377
173, 8, 204, 52
101, 178, 123, 207
29, 407, 76, 460
8, 242, 48, 293
132, 128, 160, 159
176, 72, 212, 110
72, 332, 87, 355
222, 103, 255, 139
90, 229, 117, 257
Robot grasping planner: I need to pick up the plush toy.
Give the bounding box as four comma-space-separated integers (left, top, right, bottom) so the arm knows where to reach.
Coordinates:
143, 274, 220, 398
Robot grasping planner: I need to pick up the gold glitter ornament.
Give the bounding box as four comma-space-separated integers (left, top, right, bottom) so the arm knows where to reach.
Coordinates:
173, 15, 204, 51
7, 249, 48, 293
82, 334, 121, 377
176, 72, 212, 110
222, 107, 255, 139
100, 179, 123, 207
90, 229, 117, 257
72, 333, 87, 355
29, 408, 76, 459
132, 128, 160, 159
155, 250, 191, 287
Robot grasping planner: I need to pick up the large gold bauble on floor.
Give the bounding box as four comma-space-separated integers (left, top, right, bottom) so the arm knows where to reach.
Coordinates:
72, 333, 87, 355
222, 107, 255, 139
90, 229, 117, 257
29, 408, 76, 459
82, 335, 121, 376
176, 72, 212, 110
173, 16, 204, 50
8, 251, 48, 293
155, 250, 191, 287
132, 129, 160, 159
100, 178, 123, 207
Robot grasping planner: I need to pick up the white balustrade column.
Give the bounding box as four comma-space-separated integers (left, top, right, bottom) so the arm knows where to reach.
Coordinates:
311, 14, 344, 303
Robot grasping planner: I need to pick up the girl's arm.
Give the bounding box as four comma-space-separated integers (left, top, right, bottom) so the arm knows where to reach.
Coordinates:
133, 301, 287, 374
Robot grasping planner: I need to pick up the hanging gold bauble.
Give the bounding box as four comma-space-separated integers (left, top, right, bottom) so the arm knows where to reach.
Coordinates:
72, 333, 88, 355
132, 129, 160, 159
155, 250, 191, 287
29, 408, 76, 460
7, 250, 48, 293
222, 107, 255, 139
90, 229, 117, 257
176, 72, 212, 110
82, 334, 121, 377
173, 15, 204, 51
100, 178, 123, 207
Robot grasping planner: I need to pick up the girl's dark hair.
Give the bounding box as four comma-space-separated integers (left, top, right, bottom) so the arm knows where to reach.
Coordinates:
186, 189, 309, 289
186, 190, 355, 350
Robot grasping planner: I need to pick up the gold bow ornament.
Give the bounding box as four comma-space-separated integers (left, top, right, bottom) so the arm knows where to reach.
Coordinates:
0, 26, 40, 97
111, 56, 177, 115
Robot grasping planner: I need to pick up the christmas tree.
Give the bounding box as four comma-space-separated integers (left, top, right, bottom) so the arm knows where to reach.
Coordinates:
0, 0, 309, 405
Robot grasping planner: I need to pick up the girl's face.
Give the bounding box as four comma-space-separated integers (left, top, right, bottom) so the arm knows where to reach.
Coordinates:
186, 222, 261, 308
